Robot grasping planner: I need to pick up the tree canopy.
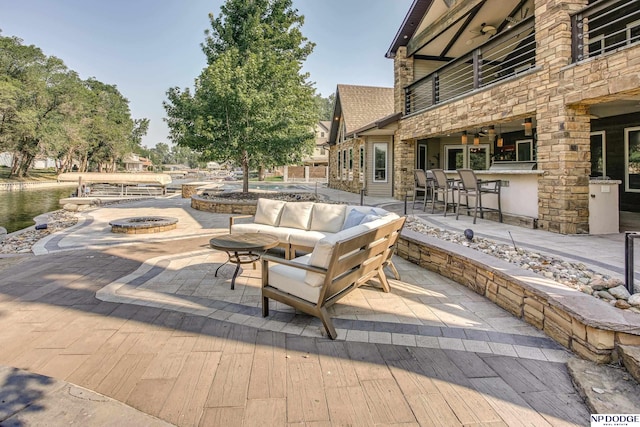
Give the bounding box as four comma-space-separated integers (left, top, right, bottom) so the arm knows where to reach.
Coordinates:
164, 0, 319, 191
0, 31, 147, 177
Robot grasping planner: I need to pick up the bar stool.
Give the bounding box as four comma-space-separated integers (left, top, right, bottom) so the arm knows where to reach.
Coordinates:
455, 168, 502, 224
430, 169, 457, 216
413, 169, 429, 211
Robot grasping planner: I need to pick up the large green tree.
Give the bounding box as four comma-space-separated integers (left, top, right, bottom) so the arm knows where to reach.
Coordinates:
0, 31, 148, 176
164, 0, 318, 192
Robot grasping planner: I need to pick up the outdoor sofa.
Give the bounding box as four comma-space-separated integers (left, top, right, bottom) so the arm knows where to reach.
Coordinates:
229, 198, 406, 338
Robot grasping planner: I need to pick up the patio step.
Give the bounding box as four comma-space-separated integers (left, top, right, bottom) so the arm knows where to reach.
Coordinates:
618, 344, 640, 384
567, 357, 640, 414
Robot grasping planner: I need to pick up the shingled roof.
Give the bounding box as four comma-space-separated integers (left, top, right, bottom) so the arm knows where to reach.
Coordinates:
328, 84, 395, 144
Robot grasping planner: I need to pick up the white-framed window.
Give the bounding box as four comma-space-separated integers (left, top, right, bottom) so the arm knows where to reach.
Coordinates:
625, 126, 640, 192
373, 143, 388, 182
337, 148, 342, 179
590, 131, 606, 178
348, 147, 353, 181
516, 139, 534, 161
627, 19, 640, 45
359, 144, 365, 183
444, 144, 491, 170
342, 149, 347, 180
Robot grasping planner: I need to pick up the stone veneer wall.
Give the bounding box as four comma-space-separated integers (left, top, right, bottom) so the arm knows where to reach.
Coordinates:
191, 196, 257, 215
328, 140, 364, 194
396, 230, 640, 363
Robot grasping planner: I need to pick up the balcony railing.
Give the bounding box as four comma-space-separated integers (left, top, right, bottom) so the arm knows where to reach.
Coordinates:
572, 0, 640, 62
405, 18, 536, 116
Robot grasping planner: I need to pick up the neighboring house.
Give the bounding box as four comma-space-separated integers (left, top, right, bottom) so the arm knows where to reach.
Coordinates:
303, 121, 330, 167
280, 121, 331, 182
122, 153, 152, 172
327, 84, 400, 197
387, 0, 640, 234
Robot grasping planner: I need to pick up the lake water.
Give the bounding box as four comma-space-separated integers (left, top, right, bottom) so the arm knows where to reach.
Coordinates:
0, 186, 74, 233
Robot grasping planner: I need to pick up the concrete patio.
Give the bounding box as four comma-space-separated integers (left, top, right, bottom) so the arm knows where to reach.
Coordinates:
2, 185, 634, 425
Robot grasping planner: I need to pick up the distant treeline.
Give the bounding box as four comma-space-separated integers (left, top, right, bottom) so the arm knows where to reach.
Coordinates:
0, 31, 148, 177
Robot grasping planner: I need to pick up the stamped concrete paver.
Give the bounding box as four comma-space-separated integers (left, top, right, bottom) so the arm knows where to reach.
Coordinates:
0, 196, 592, 426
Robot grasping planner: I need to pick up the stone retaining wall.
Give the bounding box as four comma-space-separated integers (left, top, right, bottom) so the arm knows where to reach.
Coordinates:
397, 229, 640, 363
191, 196, 257, 215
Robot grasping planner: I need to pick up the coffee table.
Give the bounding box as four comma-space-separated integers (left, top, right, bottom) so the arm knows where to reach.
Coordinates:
209, 233, 279, 290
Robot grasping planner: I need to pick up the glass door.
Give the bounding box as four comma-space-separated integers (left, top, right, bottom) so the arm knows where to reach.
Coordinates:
590, 131, 606, 178
625, 127, 640, 192
417, 141, 428, 171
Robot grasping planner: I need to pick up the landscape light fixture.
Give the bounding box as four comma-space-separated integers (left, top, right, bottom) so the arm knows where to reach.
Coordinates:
473, 133, 480, 145
461, 131, 468, 145
523, 117, 533, 136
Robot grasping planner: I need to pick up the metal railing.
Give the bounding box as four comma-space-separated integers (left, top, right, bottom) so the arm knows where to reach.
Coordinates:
626, 232, 640, 293
572, 0, 640, 62
405, 17, 536, 115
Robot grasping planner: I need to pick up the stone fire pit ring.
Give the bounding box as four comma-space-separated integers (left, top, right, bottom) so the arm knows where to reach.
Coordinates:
109, 216, 178, 234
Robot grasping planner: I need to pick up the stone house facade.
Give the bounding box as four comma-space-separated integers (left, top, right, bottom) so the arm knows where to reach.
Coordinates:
327, 84, 400, 197
387, 0, 640, 234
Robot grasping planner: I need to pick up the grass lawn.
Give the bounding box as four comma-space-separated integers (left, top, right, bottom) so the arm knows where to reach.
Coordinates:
0, 167, 59, 183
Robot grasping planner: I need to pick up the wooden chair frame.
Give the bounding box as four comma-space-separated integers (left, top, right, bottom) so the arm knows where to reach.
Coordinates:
261, 217, 406, 339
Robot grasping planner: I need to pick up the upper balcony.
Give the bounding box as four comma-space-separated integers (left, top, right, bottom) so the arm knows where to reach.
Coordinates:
404, 17, 536, 116
571, 0, 640, 63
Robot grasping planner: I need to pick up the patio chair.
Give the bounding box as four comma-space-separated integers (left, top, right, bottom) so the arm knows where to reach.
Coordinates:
430, 169, 457, 216
413, 169, 430, 211
455, 168, 502, 224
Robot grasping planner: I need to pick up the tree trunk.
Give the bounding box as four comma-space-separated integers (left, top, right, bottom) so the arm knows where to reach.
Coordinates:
242, 150, 249, 193
259, 165, 265, 181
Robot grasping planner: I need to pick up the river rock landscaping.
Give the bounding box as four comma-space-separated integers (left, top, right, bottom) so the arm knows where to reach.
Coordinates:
405, 217, 640, 313
0, 210, 78, 254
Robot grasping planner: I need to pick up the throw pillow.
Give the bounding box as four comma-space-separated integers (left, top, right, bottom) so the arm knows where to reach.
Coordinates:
342, 209, 366, 230
359, 209, 381, 225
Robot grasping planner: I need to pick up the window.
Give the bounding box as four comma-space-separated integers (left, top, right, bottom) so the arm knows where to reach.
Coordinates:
342, 149, 347, 180
359, 145, 365, 182
625, 127, 640, 192
627, 19, 640, 45
337, 149, 342, 179
373, 143, 388, 182
516, 139, 533, 161
588, 34, 605, 57
320, 131, 325, 137
590, 131, 606, 178
320, 148, 325, 155
444, 144, 490, 170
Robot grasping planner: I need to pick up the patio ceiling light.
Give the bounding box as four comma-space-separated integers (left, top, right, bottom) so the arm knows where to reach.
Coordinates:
473, 133, 480, 145
461, 131, 468, 145
523, 117, 533, 136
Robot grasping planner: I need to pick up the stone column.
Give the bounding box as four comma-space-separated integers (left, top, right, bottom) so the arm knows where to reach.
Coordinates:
393, 46, 416, 199
534, 0, 590, 234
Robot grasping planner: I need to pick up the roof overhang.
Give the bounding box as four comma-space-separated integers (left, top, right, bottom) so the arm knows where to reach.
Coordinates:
349, 112, 402, 137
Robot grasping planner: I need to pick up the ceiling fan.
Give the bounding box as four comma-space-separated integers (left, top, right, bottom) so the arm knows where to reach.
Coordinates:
466, 23, 497, 45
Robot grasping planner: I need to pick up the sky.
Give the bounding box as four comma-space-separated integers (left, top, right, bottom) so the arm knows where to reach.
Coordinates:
0, 0, 412, 148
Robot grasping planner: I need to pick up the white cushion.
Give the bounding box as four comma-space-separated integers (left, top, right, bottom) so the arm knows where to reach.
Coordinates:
305, 223, 370, 286
310, 203, 346, 233
231, 223, 291, 243
279, 202, 314, 230
289, 230, 332, 249
268, 255, 321, 303
254, 199, 286, 226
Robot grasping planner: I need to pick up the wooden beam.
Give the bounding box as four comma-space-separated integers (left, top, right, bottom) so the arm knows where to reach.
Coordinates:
407, 0, 486, 57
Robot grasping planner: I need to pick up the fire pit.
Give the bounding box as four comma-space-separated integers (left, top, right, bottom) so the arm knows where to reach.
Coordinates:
109, 216, 178, 234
